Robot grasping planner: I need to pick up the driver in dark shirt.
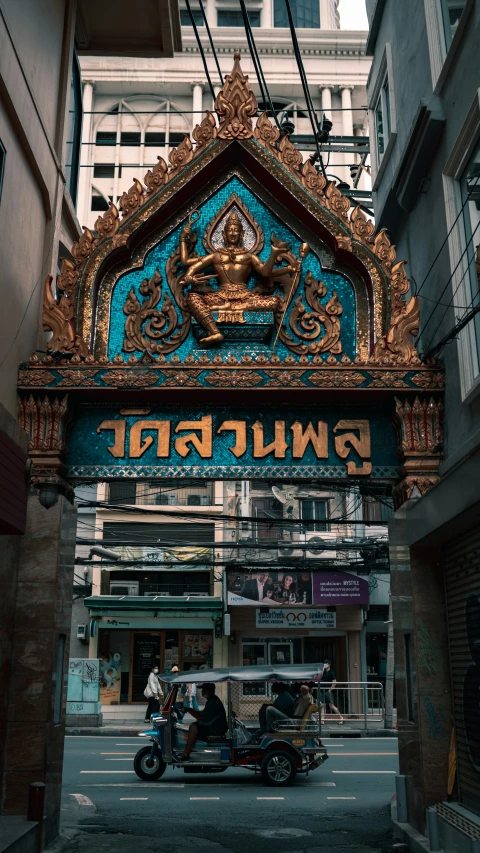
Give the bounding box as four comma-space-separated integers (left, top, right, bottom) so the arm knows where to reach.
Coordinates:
179, 683, 228, 760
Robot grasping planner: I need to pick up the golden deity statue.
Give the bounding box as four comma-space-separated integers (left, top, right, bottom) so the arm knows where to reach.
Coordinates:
180, 211, 294, 347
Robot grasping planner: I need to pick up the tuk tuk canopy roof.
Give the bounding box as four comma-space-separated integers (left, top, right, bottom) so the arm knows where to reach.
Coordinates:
160, 664, 325, 684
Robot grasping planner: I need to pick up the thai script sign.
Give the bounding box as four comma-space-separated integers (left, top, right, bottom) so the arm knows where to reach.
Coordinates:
256, 610, 337, 629
67, 407, 398, 479
312, 572, 369, 605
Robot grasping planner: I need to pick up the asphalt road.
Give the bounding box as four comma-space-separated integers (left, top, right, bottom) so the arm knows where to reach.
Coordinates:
60, 735, 399, 853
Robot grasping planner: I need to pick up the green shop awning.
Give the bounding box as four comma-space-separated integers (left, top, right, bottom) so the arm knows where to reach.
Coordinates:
85, 595, 223, 614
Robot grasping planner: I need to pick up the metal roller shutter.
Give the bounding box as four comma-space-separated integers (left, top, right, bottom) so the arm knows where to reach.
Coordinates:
444, 528, 480, 814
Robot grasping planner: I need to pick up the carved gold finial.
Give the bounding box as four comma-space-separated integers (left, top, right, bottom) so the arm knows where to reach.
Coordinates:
42, 273, 90, 357
371, 296, 420, 364
215, 50, 257, 139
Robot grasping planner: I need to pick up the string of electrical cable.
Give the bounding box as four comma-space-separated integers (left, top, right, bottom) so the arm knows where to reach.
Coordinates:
414, 174, 480, 299
185, 0, 216, 101
422, 243, 480, 357
197, 0, 223, 86
282, 0, 326, 178
418, 217, 480, 349
237, 0, 282, 132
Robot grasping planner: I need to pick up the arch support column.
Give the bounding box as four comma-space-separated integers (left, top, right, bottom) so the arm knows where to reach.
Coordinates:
77, 80, 95, 227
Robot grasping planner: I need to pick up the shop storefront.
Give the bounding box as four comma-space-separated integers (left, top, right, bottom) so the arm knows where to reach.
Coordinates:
85, 599, 223, 704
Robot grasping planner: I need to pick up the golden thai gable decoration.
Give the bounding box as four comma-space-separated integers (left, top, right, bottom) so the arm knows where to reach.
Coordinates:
26, 51, 442, 507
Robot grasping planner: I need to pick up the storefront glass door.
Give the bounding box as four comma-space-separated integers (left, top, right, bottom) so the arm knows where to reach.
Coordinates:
268, 641, 293, 666
130, 632, 162, 702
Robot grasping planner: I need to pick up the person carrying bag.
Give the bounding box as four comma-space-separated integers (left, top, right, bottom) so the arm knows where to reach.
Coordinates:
144, 665, 164, 722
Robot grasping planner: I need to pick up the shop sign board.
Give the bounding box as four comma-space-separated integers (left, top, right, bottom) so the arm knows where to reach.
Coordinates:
255, 610, 336, 629
67, 406, 398, 480
227, 569, 368, 606
312, 572, 369, 605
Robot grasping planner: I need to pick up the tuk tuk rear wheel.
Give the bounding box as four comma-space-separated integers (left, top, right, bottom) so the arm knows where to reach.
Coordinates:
134, 746, 166, 781
261, 751, 297, 786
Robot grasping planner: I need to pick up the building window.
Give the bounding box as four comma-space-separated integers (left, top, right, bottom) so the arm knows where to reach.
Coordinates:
180, 8, 204, 25
301, 499, 329, 532
460, 137, 480, 361
362, 496, 394, 523
120, 131, 141, 146
108, 480, 137, 504
93, 164, 115, 179
373, 72, 391, 162
0, 139, 5, 205
96, 131, 117, 146
145, 132, 166, 147
65, 53, 82, 206
438, 0, 467, 50
91, 192, 109, 211
218, 10, 260, 26
274, 0, 320, 28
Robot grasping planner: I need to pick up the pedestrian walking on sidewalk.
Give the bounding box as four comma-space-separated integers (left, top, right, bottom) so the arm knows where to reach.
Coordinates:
184, 682, 199, 712
320, 660, 344, 725
144, 665, 164, 722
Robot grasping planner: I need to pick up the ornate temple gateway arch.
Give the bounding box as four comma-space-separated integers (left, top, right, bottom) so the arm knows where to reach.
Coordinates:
19, 53, 443, 505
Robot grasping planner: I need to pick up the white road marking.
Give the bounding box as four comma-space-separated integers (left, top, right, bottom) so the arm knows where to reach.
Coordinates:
104, 759, 134, 761
78, 783, 184, 788
329, 752, 398, 756
69, 794, 94, 806
302, 782, 336, 787
332, 770, 396, 774
257, 797, 284, 800
190, 797, 219, 801
327, 797, 357, 800
80, 771, 136, 774
120, 798, 148, 801
101, 753, 136, 755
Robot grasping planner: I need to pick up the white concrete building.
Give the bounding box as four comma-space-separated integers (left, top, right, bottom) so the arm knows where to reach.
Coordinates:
77, 0, 371, 230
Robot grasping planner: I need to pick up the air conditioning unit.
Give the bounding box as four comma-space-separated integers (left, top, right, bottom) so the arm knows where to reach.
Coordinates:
188, 592, 210, 597
277, 548, 304, 559
110, 581, 139, 596
306, 549, 337, 560
76, 624, 88, 640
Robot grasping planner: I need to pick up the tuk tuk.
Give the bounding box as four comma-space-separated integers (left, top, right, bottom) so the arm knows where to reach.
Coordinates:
134, 664, 328, 786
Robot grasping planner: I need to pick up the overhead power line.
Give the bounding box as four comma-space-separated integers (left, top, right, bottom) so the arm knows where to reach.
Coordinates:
185, 0, 216, 100
198, 0, 223, 86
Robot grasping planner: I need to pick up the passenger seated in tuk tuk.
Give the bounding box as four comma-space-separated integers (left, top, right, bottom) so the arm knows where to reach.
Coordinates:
179, 683, 228, 761
258, 683, 294, 733
261, 684, 313, 733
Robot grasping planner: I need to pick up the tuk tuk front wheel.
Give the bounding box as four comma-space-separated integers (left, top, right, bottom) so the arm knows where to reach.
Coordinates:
134, 746, 166, 781
261, 751, 297, 786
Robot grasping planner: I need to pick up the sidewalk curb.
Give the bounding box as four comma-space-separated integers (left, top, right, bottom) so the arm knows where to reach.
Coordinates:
391, 797, 445, 853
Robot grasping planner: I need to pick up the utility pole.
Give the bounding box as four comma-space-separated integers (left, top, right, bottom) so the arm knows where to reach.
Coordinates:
385, 593, 394, 729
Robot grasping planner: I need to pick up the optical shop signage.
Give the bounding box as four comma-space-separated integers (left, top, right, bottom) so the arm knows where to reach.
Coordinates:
67, 407, 398, 479
256, 610, 337, 629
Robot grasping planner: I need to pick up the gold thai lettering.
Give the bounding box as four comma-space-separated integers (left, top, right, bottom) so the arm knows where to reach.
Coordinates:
97, 420, 126, 458
129, 420, 171, 458
252, 420, 288, 458
291, 421, 328, 458
174, 415, 213, 458
217, 420, 247, 457
333, 419, 372, 475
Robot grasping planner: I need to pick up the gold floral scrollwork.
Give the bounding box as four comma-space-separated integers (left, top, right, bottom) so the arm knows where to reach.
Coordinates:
390, 259, 410, 300
42, 271, 90, 357
215, 50, 257, 139
301, 159, 327, 201
71, 226, 95, 267
394, 395, 443, 454
144, 156, 168, 195
119, 178, 145, 219
349, 205, 375, 243
373, 229, 396, 271
193, 111, 218, 154
371, 296, 420, 364
122, 269, 190, 356
324, 181, 351, 225
278, 134, 303, 177
169, 135, 194, 175
94, 202, 120, 241
276, 271, 343, 355
254, 112, 280, 155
